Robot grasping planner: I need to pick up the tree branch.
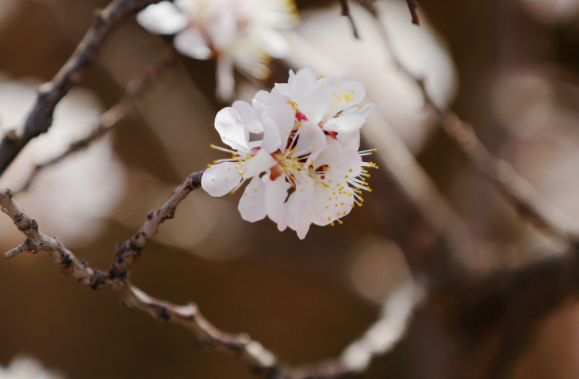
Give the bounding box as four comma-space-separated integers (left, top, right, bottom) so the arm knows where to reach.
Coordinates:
372, 8, 578, 242
108, 169, 204, 280
405, 0, 420, 26
0, 169, 419, 378
339, 0, 360, 39
17, 48, 179, 193
0, 0, 164, 177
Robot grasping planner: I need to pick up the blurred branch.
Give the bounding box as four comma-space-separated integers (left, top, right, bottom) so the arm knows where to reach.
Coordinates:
339, 0, 360, 39
0, 169, 418, 378
285, 31, 481, 275
0, 0, 164, 177
17, 48, 179, 193
405, 0, 420, 26
373, 8, 578, 242
108, 169, 204, 281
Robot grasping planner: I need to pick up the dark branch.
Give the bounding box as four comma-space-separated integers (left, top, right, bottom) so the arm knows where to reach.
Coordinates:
17, 48, 179, 192
0, 169, 418, 378
0, 0, 164, 177
406, 0, 420, 26
372, 9, 577, 242
339, 0, 360, 39
108, 169, 205, 281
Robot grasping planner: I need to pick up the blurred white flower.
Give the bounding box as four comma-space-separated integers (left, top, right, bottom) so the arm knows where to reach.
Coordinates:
203, 67, 376, 239
284, 0, 457, 152
0, 75, 126, 247
0, 355, 65, 379
137, 0, 300, 99
519, 0, 579, 24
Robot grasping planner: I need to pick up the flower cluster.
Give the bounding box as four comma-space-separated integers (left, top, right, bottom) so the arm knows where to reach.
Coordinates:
202, 67, 377, 239
137, 0, 299, 100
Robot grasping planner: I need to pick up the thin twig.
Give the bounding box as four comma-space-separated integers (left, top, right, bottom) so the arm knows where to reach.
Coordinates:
372, 7, 578, 241
0, 0, 164, 177
405, 0, 420, 26
108, 170, 204, 281
339, 0, 360, 39
0, 169, 419, 378
17, 48, 179, 193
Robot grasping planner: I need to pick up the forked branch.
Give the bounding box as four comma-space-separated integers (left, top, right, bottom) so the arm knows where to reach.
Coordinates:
0, 0, 164, 177
18, 48, 179, 192
0, 169, 419, 378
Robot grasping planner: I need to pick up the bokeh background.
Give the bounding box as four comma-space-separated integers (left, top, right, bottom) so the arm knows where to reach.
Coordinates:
0, 0, 579, 378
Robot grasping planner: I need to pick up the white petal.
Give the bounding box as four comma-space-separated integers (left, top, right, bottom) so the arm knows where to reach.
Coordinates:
252, 90, 274, 119
136, 2, 189, 35
215, 107, 249, 151
337, 129, 361, 149
273, 82, 292, 98
292, 66, 317, 98
216, 55, 236, 101
261, 116, 282, 153
342, 103, 375, 118
264, 175, 291, 228
262, 102, 296, 151
314, 136, 343, 169
294, 120, 326, 157
287, 210, 312, 240
288, 176, 314, 213
325, 76, 366, 118
202, 163, 243, 197
255, 28, 291, 59
323, 114, 366, 133
233, 100, 263, 134
238, 176, 267, 222
243, 148, 277, 179
296, 87, 333, 125
174, 28, 212, 59
334, 148, 363, 178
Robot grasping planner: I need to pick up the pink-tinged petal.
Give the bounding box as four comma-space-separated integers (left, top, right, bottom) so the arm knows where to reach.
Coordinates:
254, 28, 290, 59
238, 176, 267, 222
287, 210, 312, 240
295, 88, 332, 125
136, 2, 189, 35
291, 66, 317, 98
288, 176, 314, 213
215, 107, 249, 151
261, 116, 282, 153
324, 76, 366, 118
337, 129, 361, 150
233, 100, 263, 134
334, 149, 363, 178
173, 28, 212, 59
252, 90, 274, 119
215, 55, 236, 101
243, 149, 277, 179
294, 121, 326, 157
263, 102, 296, 150
326, 189, 355, 223
342, 103, 375, 118
202, 162, 243, 197
287, 69, 296, 86
264, 175, 291, 229
314, 136, 343, 169
323, 114, 366, 133
308, 191, 332, 226
273, 83, 292, 99
316, 75, 338, 89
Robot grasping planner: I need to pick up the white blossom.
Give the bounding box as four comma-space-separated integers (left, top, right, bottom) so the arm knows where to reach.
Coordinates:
202, 67, 377, 239
0, 355, 65, 379
137, 0, 300, 99
0, 75, 126, 247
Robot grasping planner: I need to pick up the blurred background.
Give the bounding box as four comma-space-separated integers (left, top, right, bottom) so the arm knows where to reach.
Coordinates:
0, 0, 579, 378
